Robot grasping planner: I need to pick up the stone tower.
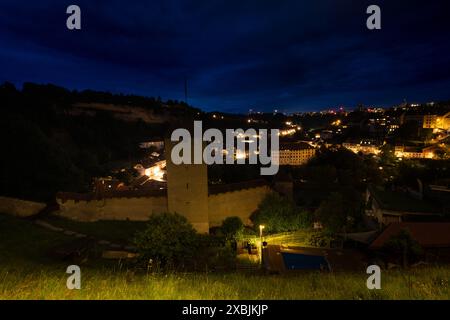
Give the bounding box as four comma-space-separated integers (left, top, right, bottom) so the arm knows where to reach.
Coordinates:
165, 139, 210, 233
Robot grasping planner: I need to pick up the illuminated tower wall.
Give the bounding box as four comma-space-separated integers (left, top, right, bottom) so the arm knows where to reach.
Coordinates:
165, 139, 210, 233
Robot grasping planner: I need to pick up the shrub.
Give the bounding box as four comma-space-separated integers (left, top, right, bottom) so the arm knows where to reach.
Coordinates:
134, 213, 237, 271
314, 188, 364, 233
133, 213, 199, 268
305, 232, 334, 248
382, 229, 423, 268
220, 216, 244, 241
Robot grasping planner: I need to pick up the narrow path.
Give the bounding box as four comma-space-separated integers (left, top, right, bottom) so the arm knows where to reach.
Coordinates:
34, 219, 137, 251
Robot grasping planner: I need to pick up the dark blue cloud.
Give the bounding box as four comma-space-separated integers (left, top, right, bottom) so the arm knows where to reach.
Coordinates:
0, 0, 449, 113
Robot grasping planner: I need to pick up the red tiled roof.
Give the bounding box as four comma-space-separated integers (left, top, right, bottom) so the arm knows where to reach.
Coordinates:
370, 222, 450, 249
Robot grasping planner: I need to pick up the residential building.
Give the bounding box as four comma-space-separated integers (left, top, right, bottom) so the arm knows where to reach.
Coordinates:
343, 139, 382, 155
394, 145, 435, 159
366, 186, 444, 225
278, 142, 316, 165
400, 112, 450, 130
139, 139, 164, 150
370, 222, 450, 263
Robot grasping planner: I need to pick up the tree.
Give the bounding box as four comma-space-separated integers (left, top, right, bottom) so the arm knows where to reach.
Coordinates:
0, 113, 85, 201
380, 144, 396, 165
251, 193, 312, 234
315, 192, 346, 233
383, 229, 423, 268
134, 213, 199, 268
307, 147, 368, 188
220, 216, 244, 241
314, 188, 365, 233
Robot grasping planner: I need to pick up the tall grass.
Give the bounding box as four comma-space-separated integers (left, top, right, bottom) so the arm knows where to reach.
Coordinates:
0, 266, 448, 300
1, 214, 449, 300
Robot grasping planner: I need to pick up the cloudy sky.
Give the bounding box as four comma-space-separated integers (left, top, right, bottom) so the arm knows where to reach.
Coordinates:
1, 0, 450, 113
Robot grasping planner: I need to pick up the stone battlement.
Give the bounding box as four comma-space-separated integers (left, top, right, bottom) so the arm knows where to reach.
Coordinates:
56, 180, 272, 231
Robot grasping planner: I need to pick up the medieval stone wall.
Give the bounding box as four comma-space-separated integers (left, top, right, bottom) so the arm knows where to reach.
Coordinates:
55, 185, 271, 230
208, 185, 272, 227
56, 195, 168, 221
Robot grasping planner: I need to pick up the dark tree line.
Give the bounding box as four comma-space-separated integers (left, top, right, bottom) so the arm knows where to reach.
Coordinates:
0, 82, 198, 201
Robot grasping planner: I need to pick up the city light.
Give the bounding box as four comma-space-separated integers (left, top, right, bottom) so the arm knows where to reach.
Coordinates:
331, 119, 342, 126
2, 1, 450, 302
235, 150, 246, 160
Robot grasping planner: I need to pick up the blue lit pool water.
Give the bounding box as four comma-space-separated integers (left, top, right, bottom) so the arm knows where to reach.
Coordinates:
282, 252, 329, 270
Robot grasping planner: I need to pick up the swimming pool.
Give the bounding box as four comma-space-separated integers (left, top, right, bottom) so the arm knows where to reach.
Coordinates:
282, 252, 329, 270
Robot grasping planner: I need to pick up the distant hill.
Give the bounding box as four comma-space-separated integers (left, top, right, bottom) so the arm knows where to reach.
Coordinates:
0, 82, 201, 201
0, 81, 201, 120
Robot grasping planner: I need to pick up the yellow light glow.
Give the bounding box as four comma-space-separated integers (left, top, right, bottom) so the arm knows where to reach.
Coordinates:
236, 150, 246, 159
143, 162, 166, 181
331, 119, 342, 126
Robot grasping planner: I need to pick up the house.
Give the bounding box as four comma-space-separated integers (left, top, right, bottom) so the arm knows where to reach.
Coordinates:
426, 183, 450, 204
277, 142, 316, 166
139, 139, 164, 150
394, 145, 435, 159
400, 111, 450, 130
134, 159, 166, 181
370, 222, 450, 263
366, 186, 444, 225
342, 138, 382, 155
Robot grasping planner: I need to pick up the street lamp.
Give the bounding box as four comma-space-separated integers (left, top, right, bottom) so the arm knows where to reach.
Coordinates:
259, 225, 265, 266
259, 225, 265, 239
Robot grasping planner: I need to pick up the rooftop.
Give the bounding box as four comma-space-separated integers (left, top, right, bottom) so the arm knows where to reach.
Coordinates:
279, 142, 314, 151
369, 186, 442, 214
370, 222, 450, 249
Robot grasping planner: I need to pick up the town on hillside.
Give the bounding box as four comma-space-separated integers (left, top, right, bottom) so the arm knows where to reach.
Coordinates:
2, 0, 450, 305
1, 84, 449, 280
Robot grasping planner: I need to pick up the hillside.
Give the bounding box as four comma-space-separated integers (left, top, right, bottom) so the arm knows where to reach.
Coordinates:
1, 213, 449, 300
0, 82, 200, 201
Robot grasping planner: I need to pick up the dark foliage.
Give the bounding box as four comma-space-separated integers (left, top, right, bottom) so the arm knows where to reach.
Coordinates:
382, 229, 423, 268
251, 193, 312, 234
0, 82, 198, 201
220, 216, 244, 241
134, 213, 236, 271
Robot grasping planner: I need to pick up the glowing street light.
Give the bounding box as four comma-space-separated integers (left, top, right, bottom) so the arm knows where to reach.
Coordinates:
259, 225, 265, 266
259, 225, 265, 239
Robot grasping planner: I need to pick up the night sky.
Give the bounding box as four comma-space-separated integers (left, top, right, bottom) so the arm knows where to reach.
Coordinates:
1, 0, 450, 113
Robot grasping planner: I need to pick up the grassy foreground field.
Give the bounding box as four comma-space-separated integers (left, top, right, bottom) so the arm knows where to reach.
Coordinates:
1, 214, 449, 300
0, 266, 449, 299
